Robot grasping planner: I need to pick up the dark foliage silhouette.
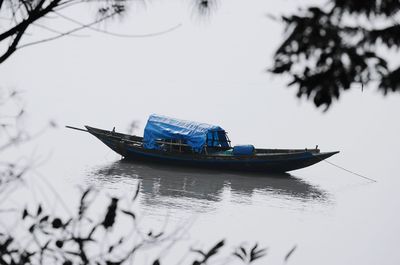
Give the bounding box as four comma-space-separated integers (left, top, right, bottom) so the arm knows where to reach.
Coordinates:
271, 0, 400, 109
233, 243, 267, 264
0, 186, 268, 265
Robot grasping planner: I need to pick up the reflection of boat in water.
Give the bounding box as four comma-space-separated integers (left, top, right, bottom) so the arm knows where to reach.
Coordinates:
88, 160, 329, 206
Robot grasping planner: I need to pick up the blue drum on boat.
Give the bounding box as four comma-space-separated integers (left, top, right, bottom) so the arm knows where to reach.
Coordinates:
233, 145, 255, 156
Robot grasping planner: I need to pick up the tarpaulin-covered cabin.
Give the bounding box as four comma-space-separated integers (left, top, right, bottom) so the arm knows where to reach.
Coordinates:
143, 114, 231, 153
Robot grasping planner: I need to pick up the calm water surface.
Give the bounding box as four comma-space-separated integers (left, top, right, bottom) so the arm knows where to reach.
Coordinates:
81, 159, 334, 262
3, 118, 400, 265
88, 160, 330, 215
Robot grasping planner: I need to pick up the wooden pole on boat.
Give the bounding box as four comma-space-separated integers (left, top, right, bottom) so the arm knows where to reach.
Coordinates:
65, 126, 88, 133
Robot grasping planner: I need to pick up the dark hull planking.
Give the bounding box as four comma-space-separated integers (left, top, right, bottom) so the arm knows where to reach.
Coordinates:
85, 126, 339, 173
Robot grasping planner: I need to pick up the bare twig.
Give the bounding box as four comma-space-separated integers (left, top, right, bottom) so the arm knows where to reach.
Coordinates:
55, 11, 183, 38
16, 11, 117, 49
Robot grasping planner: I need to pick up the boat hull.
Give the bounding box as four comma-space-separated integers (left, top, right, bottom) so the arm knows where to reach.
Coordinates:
84, 126, 338, 173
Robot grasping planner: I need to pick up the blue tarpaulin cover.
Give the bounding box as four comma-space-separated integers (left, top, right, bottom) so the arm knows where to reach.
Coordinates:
143, 114, 229, 152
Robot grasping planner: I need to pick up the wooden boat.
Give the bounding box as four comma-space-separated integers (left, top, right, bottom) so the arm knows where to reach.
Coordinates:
67, 115, 339, 172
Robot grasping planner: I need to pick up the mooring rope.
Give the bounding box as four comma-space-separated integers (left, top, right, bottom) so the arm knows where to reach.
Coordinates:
323, 159, 377, 183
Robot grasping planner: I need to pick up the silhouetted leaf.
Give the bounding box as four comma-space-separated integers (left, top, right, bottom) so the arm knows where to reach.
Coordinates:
132, 182, 140, 201
284, 245, 297, 262
55, 240, 64, 248
78, 188, 92, 219
152, 232, 163, 238
191, 248, 206, 256
41, 229, 52, 235
36, 204, 42, 216
1, 237, 13, 250
106, 261, 121, 265
63, 218, 72, 227
239, 246, 247, 257
232, 252, 245, 261
39, 215, 49, 223
204, 240, 224, 261
22, 208, 29, 219
250, 243, 258, 254
52, 218, 62, 229
191, 241, 225, 264
102, 198, 118, 229
108, 245, 114, 253
249, 243, 267, 261
121, 210, 135, 220
28, 224, 35, 233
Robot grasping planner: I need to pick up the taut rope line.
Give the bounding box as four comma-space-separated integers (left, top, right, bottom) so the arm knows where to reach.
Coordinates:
323, 159, 377, 183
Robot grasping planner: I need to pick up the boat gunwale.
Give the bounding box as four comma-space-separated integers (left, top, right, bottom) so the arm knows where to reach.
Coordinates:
84, 126, 336, 160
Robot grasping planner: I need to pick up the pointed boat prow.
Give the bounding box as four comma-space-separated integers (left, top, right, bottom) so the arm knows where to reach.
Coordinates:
314, 151, 340, 160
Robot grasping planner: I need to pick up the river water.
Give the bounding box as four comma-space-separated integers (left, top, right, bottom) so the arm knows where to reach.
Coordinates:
1, 0, 400, 264
4, 116, 399, 265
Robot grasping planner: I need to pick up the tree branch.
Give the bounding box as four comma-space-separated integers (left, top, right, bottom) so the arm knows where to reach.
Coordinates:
0, 0, 61, 42
0, 23, 28, 64
17, 12, 117, 50
55, 11, 183, 38
32, 21, 88, 37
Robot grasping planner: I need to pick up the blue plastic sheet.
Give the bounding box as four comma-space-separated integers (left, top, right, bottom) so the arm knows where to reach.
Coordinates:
143, 114, 228, 152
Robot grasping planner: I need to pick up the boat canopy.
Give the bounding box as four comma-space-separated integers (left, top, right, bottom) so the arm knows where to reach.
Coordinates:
143, 114, 230, 152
